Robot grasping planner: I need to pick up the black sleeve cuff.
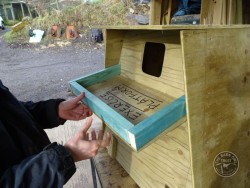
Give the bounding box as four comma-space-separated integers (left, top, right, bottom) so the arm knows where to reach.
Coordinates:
54, 99, 67, 125
43, 142, 76, 184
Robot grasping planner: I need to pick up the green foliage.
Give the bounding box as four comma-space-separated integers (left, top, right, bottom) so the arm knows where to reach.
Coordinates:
3, 19, 20, 26
31, 0, 128, 30
3, 27, 29, 43
3, 0, 132, 43
3, 32, 13, 43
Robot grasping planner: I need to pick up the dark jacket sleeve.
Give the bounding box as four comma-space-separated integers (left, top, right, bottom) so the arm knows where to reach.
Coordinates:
0, 143, 76, 188
22, 99, 66, 129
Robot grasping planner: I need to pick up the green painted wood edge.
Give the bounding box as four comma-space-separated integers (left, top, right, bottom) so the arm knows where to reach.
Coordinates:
129, 95, 186, 150
69, 81, 134, 144
71, 64, 121, 88
69, 65, 186, 151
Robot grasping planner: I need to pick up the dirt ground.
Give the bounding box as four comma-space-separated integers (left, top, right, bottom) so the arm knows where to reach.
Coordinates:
0, 29, 105, 101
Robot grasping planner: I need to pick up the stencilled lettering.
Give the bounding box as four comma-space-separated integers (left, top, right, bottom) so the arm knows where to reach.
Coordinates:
97, 84, 164, 124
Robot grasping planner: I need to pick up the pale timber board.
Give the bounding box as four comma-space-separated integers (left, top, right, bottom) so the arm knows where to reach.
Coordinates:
69, 80, 134, 144
105, 30, 125, 68
181, 28, 250, 188
115, 121, 192, 188
200, 0, 211, 24
70, 69, 186, 150
101, 25, 250, 30
93, 148, 138, 188
236, 0, 243, 24
149, 0, 162, 25
213, 0, 223, 24
86, 76, 176, 124
119, 30, 185, 98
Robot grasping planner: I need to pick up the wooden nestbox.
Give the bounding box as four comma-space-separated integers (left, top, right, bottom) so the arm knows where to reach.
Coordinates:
70, 25, 250, 188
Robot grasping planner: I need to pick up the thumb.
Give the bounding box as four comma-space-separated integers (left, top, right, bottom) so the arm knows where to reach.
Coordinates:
71, 92, 85, 104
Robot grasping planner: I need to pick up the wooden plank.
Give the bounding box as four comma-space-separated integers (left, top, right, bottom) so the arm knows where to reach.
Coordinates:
94, 148, 138, 188
130, 95, 186, 150
161, 0, 169, 25
200, 0, 212, 24
69, 80, 134, 144
115, 120, 192, 188
105, 30, 125, 67
236, 0, 243, 24
166, 0, 172, 25
181, 28, 250, 188
212, 0, 223, 24
70, 72, 185, 150
12, 21, 26, 32
228, 0, 234, 24
119, 30, 184, 98
101, 25, 250, 31
106, 129, 118, 158
149, 0, 162, 25
87, 76, 175, 125
222, 0, 227, 24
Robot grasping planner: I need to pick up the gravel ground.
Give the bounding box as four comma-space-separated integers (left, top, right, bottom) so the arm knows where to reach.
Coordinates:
0, 29, 105, 101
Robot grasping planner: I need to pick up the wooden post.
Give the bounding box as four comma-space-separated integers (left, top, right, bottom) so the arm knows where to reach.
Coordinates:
149, 0, 162, 25
200, 0, 210, 24
20, 3, 25, 18
27, 5, 32, 18
236, 0, 243, 24
10, 4, 15, 20
166, 0, 172, 25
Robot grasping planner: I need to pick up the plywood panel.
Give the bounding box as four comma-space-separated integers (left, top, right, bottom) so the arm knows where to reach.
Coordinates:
87, 76, 175, 125
115, 121, 192, 188
119, 30, 185, 98
105, 30, 126, 67
70, 66, 186, 150
182, 28, 250, 188
94, 148, 138, 188
149, 0, 163, 25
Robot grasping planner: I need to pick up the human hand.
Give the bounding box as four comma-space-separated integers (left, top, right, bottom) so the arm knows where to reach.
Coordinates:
64, 117, 111, 162
58, 92, 92, 121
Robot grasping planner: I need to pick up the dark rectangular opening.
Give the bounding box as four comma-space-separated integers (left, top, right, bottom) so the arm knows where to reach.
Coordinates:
142, 42, 165, 77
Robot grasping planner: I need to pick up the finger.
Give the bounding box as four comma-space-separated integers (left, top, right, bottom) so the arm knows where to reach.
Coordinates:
98, 130, 104, 140
77, 117, 93, 140
73, 112, 86, 121
81, 105, 92, 116
86, 109, 93, 117
71, 92, 85, 105
91, 130, 97, 140
99, 132, 111, 148
85, 132, 89, 141
79, 112, 87, 120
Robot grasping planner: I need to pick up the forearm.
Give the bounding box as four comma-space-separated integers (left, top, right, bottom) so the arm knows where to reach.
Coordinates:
22, 99, 66, 129
0, 143, 76, 188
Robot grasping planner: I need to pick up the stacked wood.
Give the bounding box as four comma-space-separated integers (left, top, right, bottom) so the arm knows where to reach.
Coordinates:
12, 22, 26, 32
201, 0, 243, 24
151, 0, 245, 25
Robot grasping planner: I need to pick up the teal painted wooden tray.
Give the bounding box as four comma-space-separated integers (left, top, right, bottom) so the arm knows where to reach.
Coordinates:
69, 64, 186, 151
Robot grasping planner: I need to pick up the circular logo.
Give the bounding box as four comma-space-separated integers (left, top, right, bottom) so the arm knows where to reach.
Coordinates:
213, 151, 239, 177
